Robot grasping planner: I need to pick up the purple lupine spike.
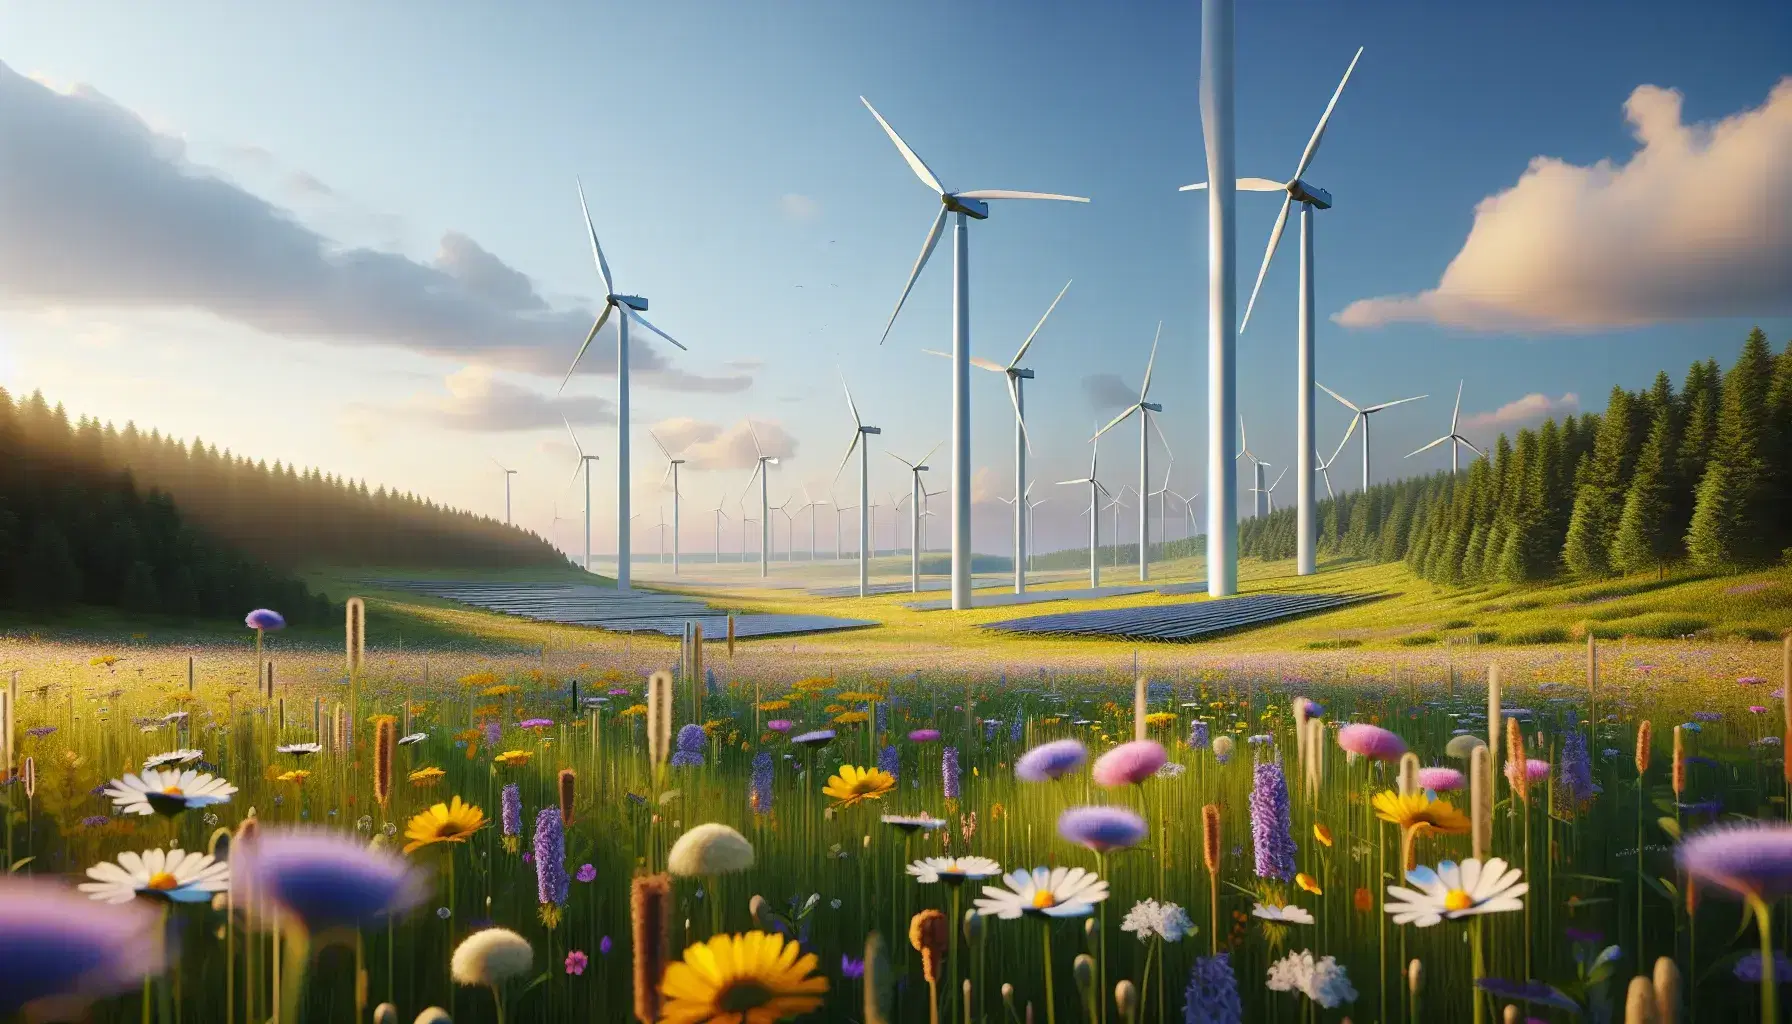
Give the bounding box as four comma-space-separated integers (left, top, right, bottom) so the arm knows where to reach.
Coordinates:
942, 746, 961, 801
534, 807, 568, 908
1249, 759, 1296, 882
877, 744, 900, 781
1189, 720, 1210, 750
500, 783, 522, 838
749, 751, 774, 815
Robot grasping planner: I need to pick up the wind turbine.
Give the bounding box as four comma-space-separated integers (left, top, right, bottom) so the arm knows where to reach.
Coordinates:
1237, 416, 1269, 519
1315, 427, 1349, 500
563, 419, 601, 573
801, 485, 828, 564
1317, 383, 1426, 493
889, 443, 940, 594
1188, 46, 1362, 577
741, 422, 780, 577
1406, 380, 1485, 473
773, 496, 795, 563
923, 280, 1072, 595
549, 502, 569, 554
1056, 436, 1110, 587
1024, 490, 1048, 574
654, 507, 669, 562
1105, 489, 1133, 568
832, 374, 881, 596
1177, 491, 1202, 540
1091, 324, 1168, 580
560, 181, 689, 592
830, 492, 856, 562
1257, 467, 1290, 514
650, 430, 687, 575
861, 96, 1088, 611
492, 460, 518, 525
710, 498, 731, 564
1150, 456, 1176, 557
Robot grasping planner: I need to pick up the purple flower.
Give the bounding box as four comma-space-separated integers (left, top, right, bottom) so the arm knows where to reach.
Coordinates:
0, 878, 165, 1014
534, 807, 569, 908
766, 719, 793, 733
483, 721, 501, 747
943, 746, 961, 800
576, 863, 596, 883
908, 728, 941, 743
1473, 979, 1580, 1012
599, 935, 613, 955
841, 954, 866, 979
1692, 711, 1721, 723
1093, 741, 1166, 787
1010, 718, 1024, 743
1183, 952, 1244, 1024
1678, 822, 1792, 901
1188, 721, 1210, 750
565, 950, 588, 975
244, 609, 285, 631
81, 815, 110, 828
1336, 724, 1406, 762
1058, 806, 1148, 852
676, 723, 706, 752
607, 687, 630, 696
749, 751, 775, 814
792, 729, 835, 748
1016, 739, 1088, 782
500, 783, 522, 837
229, 828, 426, 933
877, 744, 900, 780
1733, 951, 1792, 984
26, 726, 56, 738
519, 718, 555, 730
1249, 760, 1296, 882
1417, 767, 1465, 792
1560, 730, 1598, 806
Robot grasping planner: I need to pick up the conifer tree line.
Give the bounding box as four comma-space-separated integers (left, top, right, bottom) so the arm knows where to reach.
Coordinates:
1237, 328, 1792, 583
0, 387, 569, 619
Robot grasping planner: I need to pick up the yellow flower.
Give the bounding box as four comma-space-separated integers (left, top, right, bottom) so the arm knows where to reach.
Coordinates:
833, 711, 870, 725
1145, 712, 1177, 728
823, 704, 845, 715
480, 685, 521, 698
1371, 791, 1470, 834
402, 796, 487, 854
408, 766, 446, 787
473, 705, 501, 718
1296, 872, 1323, 895
278, 770, 311, 785
836, 691, 878, 703
1313, 823, 1333, 848
458, 672, 498, 687
493, 750, 533, 767
89, 655, 122, 667
821, 766, 896, 808
367, 714, 398, 726
660, 930, 827, 1024
755, 700, 791, 712
618, 704, 648, 719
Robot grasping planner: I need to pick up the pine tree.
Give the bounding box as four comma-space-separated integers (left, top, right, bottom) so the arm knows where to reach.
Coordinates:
22, 521, 82, 607
119, 561, 160, 612
1688, 329, 1776, 568
1612, 395, 1680, 576
1562, 388, 1638, 577
1766, 338, 1792, 558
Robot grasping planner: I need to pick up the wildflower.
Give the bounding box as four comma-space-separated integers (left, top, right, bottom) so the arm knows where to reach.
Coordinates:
877, 744, 900, 780
909, 909, 948, 985
1296, 873, 1322, 895
1337, 724, 1407, 762
908, 855, 1003, 884
1093, 740, 1167, 786
408, 766, 446, 787
1183, 953, 1244, 1024
533, 808, 569, 911
451, 927, 534, 987
1266, 950, 1357, 1008
565, 950, 588, 976
1416, 766, 1465, 792
1373, 791, 1471, 834
667, 823, 755, 877
1251, 903, 1314, 925
1560, 729, 1598, 807
1676, 822, 1792, 903
1212, 736, 1235, 765
1352, 887, 1372, 913
659, 931, 828, 1022
822, 766, 896, 807
791, 729, 836, 749
277, 770, 311, 785
749, 752, 774, 814
402, 797, 488, 854
1189, 720, 1211, 750
942, 747, 961, 800
399, 732, 428, 746
1057, 806, 1148, 852
493, 750, 533, 767
1385, 857, 1528, 926
576, 863, 596, 883
1733, 951, 1792, 983
229, 828, 426, 933
1250, 760, 1297, 882
0, 878, 164, 1015
1313, 823, 1333, 847
671, 724, 706, 769
1473, 978, 1581, 1012
1015, 739, 1088, 781
143, 749, 204, 770
973, 866, 1109, 919
244, 609, 285, 631
1121, 898, 1194, 942
80, 848, 230, 904
519, 718, 555, 731
841, 954, 865, 979
1444, 734, 1487, 759
103, 768, 236, 817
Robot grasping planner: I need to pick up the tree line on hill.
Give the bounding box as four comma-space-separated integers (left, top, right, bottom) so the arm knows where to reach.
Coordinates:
1238, 328, 1792, 583
0, 388, 568, 621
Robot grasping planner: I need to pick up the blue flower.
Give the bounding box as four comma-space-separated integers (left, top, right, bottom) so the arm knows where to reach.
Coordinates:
1183, 953, 1243, 1024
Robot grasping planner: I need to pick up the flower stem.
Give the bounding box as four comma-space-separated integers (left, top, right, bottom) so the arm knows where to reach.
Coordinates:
1753, 897, 1777, 1024
1042, 923, 1058, 1024
1470, 916, 1486, 1024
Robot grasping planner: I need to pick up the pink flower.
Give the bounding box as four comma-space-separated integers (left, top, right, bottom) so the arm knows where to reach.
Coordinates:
565, 950, 588, 976
1416, 767, 1465, 792
1092, 741, 1166, 787
1336, 723, 1407, 762
1749, 706, 1769, 715
766, 719, 793, 733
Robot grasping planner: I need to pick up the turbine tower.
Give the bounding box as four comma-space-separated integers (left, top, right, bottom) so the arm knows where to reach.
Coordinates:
562, 419, 601, 572
1317, 383, 1426, 493
710, 499, 730, 565
1092, 324, 1168, 581
560, 181, 689, 592
1056, 436, 1109, 588
650, 430, 686, 575
801, 485, 828, 564
1204, 46, 1363, 577
861, 96, 1088, 611
889, 443, 940, 594
1406, 380, 1485, 473
1193, 0, 1237, 597
1257, 466, 1289, 514
741, 422, 780, 578
923, 280, 1071, 595
832, 374, 881, 597
493, 460, 518, 525
1150, 457, 1176, 554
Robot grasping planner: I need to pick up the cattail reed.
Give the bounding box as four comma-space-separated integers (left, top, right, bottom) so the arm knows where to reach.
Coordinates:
346, 597, 366, 679
646, 670, 674, 772
1407, 959, 1423, 1018
1470, 745, 1491, 860
1652, 956, 1679, 1023
1293, 697, 1311, 779
1671, 725, 1686, 797
1624, 975, 1657, 1023
1133, 676, 1148, 741
1506, 716, 1527, 802
1304, 717, 1324, 801
1115, 979, 1138, 1024
21, 755, 33, 800
373, 717, 395, 806
864, 932, 894, 1024
1398, 751, 1420, 797
1504, 1005, 1522, 1024
910, 908, 948, 1024
630, 873, 671, 1024
1487, 663, 1502, 797
1635, 720, 1652, 776
1202, 803, 1221, 953
557, 768, 576, 824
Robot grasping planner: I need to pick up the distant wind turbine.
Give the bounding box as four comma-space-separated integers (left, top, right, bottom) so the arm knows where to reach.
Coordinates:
831, 373, 881, 596
650, 430, 686, 575
1237, 416, 1269, 519
563, 419, 601, 573
492, 460, 518, 526
1056, 434, 1110, 587
861, 95, 1088, 610
1317, 383, 1426, 493
741, 422, 780, 578
710, 498, 731, 564
889, 443, 940, 594
1255, 466, 1290, 514
1092, 323, 1169, 581
1406, 380, 1485, 473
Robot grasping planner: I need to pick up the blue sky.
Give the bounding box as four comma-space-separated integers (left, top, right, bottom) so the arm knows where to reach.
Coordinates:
1, 1, 1787, 557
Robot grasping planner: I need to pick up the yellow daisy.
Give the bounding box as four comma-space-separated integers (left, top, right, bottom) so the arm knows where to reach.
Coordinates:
493, 750, 533, 767
821, 766, 896, 808
277, 770, 310, 785
1145, 712, 1177, 728
833, 711, 870, 726
1372, 791, 1471, 834
408, 766, 446, 787
402, 796, 487, 854
755, 700, 791, 712
660, 930, 828, 1024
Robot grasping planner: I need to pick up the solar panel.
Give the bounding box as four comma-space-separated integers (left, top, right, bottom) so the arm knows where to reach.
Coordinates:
903, 585, 1155, 611
979, 592, 1379, 641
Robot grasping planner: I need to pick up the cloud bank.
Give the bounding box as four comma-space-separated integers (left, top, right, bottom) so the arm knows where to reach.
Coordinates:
1459, 392, 1581, 435
0, 61, 747, 393
648, 417, 799, 472
1336, 79, 1792, 332
395, 366, 618, 432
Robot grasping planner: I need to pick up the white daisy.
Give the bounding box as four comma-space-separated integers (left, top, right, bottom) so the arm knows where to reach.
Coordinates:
79, 848, 230, 904
1252, 902, 1315, 925
974, 866, 1108, 919
103, 769, 238, 817
882, 814, 948, 833
143, 749, 204, 771
398, 732, 428, 746
276, 743, 323, 757
1120, 898, 1194, 942
907, 856, 1003, 884
1384, 857, 1528, 927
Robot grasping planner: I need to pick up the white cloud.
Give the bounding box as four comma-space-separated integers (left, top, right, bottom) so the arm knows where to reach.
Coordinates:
364, 365, 617, 432
1459, 392, 1580, 435
648, 417, 799, 472
1336, 78, 1792, 332
778, 193, 821, 221
969, 466, 1006, 505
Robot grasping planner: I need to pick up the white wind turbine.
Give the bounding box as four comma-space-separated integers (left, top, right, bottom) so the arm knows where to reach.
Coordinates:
1176, 491, 1202, 540
830, 491, 856, 562
1188, 46, 1364, 577
710, 498, 731, 565
1105, 488, 1134, 568
772, 496, 795, 563
560, 181, 689, 592
1091, 324, 1169, 581
653, 507, 669, 562
1236, 416, 1269, 519
1317, 383, 1426, 493
889, 443, 940, 594
832, 374, 881, 596
1406, 379, 1485, 474
923, 280, 1072, 595
1150, 456, 1176, 564
1024, 490, 1048, 575
1255, 466, 1290, 514
649, 430, 687, 575
861, 96, 1088, 611
492, 460, 518, 526
1056, 436, 1110, 587
741, 423, 780, 578
563, 419, 601, 573
800, 485, 828, 564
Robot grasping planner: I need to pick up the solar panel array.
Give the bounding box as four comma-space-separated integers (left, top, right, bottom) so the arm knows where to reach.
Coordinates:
903, 584, 1155, 611
1154, 580, 1210, 596
979, 592, 1377, 641
369, 580, 877, 638
808, 576, 1011, 598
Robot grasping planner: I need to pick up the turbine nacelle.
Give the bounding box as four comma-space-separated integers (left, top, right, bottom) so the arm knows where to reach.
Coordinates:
1142, 401, 1163, 413
1011, 367, 1036, 380
1286, 178, 1331, 210
943, 194, 990, 220
611, 294, 649, 312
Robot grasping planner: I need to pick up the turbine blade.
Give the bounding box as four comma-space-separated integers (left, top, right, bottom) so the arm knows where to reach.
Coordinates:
920, 348, 952, 360
1007, 376, 1033, 457
880, 206, 949, 345
1238, 414, 1249, 454
1406, 435, 1450, 458
967, 355, 1006, 373
886, 450, 916, 470
1319, 467, 1334, 500
1150, 411, 1172, 460
575, 178, 614, 296
840, 371, 862, 429
661, 462, 673, 486
1271, 467, 1288, 489
748, 420, 764, 457
563, 416, 584, 458
1239, 194, 1292, 333
648, 428, 672, 460
1092, 405, 1137, 441
741, 461, 761, 500
1178, 181, 1208, 191
1331, 415, 1360, 463
566, 456, 584, 491
1294, 46, 1365, 182
1455, 435, 1486, 458
1012, 279, 1071, 367
1140, 321, 1162, 398
859, 96, 946, 195
918, 441, 942, 466
1451, 380, 1464, 431
956, 189, 1090, 203
1316, 382, 1360, 413
1362, 394, 1426, 413
1238, 177, 1289, 191
626, 307, 686, 351
559, 303, 613, 393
